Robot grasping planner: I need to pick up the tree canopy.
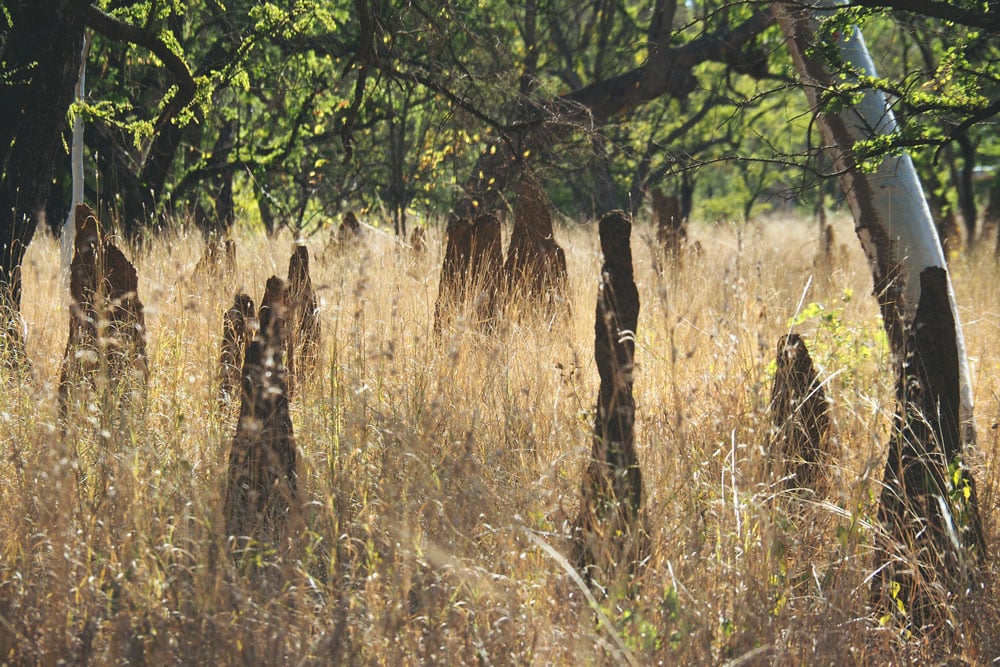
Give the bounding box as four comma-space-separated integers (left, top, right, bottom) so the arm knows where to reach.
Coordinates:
2, 0, 999, 245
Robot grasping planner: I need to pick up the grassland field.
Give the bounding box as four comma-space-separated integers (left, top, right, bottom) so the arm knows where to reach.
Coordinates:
2, 211, 999, 664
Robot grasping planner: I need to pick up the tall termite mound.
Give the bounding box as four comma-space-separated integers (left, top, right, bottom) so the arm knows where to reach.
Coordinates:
573, 210, 646, 588
873, 267, 985, 629
768, 333, 830, 495
409, 226, 427, 253
218, 293, 256, 404
651, 188, 686, 259
503, 174, 567, 308
287, 244, 320, 394
434, 211, 503, 330
224, 276, 298, 552
59, 203, 148, 410
338, 210, 363, 243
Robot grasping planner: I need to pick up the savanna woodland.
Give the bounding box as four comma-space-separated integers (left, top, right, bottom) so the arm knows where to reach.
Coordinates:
3, 0, 1000, 663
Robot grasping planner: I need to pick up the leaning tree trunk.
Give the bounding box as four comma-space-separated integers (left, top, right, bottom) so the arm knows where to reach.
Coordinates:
774, 1, 985, 629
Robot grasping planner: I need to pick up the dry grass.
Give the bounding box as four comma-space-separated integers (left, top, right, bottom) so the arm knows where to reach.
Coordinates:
2, 213, 999, 664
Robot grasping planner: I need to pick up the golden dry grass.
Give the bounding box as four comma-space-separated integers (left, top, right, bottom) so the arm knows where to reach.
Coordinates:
2, 213, 999, 664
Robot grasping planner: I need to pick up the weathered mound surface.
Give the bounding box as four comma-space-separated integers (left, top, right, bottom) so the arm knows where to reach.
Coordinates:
287, 244, 320, 394
218, 293, 256, 404
651, 188, 686, 259
573, 210, 646, 587
503, 174, 567, 308
224, 276, 297, 552
435, 211, 503, 330
59, 203, 148, 410
768, 333, 830, 494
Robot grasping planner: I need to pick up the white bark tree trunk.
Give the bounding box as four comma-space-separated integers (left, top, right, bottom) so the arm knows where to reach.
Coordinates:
61, 30, 92, 277
774, 0, 985, 628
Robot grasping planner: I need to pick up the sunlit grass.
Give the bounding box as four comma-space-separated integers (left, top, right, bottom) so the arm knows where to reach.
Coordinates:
1, 213, 998, 663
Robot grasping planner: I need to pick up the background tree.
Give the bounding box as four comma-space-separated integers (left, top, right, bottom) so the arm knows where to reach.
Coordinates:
1, 0, 91, 357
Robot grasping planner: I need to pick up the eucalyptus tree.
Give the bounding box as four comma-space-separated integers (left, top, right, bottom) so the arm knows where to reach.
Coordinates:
774, 0, 987, 630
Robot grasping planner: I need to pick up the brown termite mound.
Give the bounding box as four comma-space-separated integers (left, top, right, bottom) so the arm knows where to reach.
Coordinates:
193, 235, 236, 279
286, 244, 320, 394
218, 293, 256, 404
502, 173, 568, 312
409, 225, 427, 253
651, 188, 687, 265
337, 210, 363, 243
873, 267, 986, 631
768, 333, 830, 496
59, 203, 148, 412
434, 211, 503, 331
224, 276, 298, 556
573, 210, 647, 590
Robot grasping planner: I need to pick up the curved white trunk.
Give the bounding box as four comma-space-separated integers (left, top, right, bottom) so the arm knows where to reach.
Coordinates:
61, 31, 92, 278
775, 2, 973, 427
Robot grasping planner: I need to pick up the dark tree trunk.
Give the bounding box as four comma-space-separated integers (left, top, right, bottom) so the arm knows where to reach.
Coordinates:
0, 0, 91, 358
953, 133, 978, 244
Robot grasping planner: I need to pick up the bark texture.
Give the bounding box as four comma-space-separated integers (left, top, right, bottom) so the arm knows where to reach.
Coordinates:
224, 277, 297, 553
0, 0, 91, 359
573, 210, 646, 588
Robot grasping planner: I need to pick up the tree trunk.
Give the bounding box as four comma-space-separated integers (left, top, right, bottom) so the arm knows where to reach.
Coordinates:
0, 0, 91, 359
61, 31, 93, 277
774, 1, 985, 629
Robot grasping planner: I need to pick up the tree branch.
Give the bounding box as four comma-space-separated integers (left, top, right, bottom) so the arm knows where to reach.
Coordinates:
848, 0, 1000, 31
84, 4, 197, 132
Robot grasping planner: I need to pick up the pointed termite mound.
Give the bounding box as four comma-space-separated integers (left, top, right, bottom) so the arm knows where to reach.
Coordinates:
338, 210, 363, 243
873, 267, 985, 630
768, 333, 830, 495
573, 210, 646, 589
218, 293, 256, 404
224, 276, 298, 555
503, 173, 568, 311
409, 226, 427, 253
59, 203, 148, 412
287, 244, 320, 394
193, 235, 236, 280
434, 211, 503, 331
651, 188, 686, 262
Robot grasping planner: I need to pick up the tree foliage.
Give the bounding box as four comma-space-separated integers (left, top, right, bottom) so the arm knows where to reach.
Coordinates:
4, 0, 999, 243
